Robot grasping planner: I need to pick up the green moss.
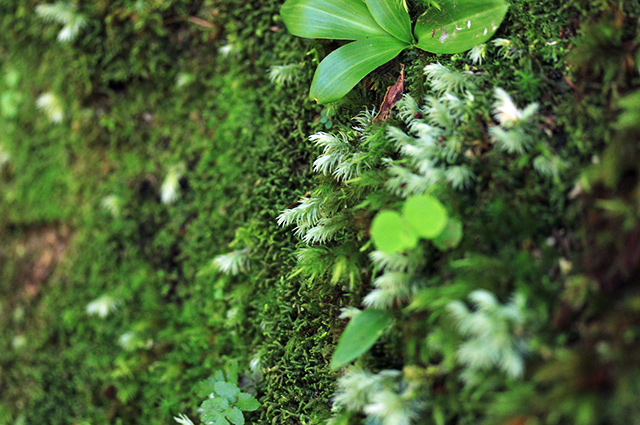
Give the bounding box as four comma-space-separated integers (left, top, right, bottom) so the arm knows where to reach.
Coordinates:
1, 0, 639, 424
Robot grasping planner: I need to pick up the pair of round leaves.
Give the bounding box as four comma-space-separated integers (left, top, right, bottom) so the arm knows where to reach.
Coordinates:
371, 195, 457, 253
280, 0, 509, 104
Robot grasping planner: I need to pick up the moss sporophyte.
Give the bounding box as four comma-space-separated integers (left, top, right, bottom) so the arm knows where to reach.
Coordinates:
280, 0, 508, 103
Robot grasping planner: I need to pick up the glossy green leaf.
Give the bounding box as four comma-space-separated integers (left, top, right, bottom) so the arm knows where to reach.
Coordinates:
370, 210, 419, 254
202, 397, 229, 412
213, 381, 239, 402
331, 309, 393, 370
364, 0, 413, 43
402, 195, 448, 239
202, 409, 229, 425
310, 36, 409, 104
433, 218, 463, 250
415, 0, 508, 54
236, 393, 260, 412
280, 0, 389, 40
224, 407, 245, 425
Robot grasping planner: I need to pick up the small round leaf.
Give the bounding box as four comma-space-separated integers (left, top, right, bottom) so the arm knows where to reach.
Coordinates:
402, 195, 448, 239
370, 210, 418, 253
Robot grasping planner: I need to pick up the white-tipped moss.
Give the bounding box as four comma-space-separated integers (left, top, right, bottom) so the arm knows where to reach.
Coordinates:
493, 88, 520, 126
424, 63, 473, 94
363, 272, 413, 309
468, 44, 487, 65
175, 72, 196, 88
212, 249, 250, 276
492, 38, 521, 59
364, 388, 419, 425
101, 194, 122, 217
489, 126, 530, 155
161, 164, 185, 205
533, 155, 565, 180
36, 92, 64, 123
332, 367, 382, 412
86, 295, 120, 318
173, 413, 195, 425
369, 251, 415, 273
448, 290, 528, 380
218, 43, 234, 56
268, 64, 301, 86
36, 2, 87, 42
445, 166, 475, 190
302, 217, 343, 245
395, 95, 421, 123
277, 196, 322, 229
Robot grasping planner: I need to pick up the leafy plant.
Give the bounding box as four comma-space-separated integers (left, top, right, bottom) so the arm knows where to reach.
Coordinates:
370, 194, 460, 254
331, 309, 393, 370
175, 371, 260, 425
280, 0, 508, 103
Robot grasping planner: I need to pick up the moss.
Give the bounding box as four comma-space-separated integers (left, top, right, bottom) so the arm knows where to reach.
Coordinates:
1, 0, 639, 424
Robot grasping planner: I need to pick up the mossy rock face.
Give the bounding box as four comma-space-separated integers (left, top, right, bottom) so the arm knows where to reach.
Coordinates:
0, 0, 639, 425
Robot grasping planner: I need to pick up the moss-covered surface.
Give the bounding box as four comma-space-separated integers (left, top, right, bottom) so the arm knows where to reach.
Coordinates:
1, 0, 639, 424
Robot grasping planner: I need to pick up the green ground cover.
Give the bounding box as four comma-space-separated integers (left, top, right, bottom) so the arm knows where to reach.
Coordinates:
1, 1, 639, 424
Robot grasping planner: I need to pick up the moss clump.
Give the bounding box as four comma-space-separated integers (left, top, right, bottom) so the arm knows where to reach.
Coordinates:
1, 0, 639, 425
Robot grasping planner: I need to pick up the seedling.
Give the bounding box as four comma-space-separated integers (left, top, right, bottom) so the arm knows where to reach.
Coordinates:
370, 194, 461, 254
281, 0, 508, 103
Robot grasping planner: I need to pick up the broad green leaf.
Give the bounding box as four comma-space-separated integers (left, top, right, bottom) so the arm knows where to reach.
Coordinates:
402, 195, 448, 239
415, 0, 508, 54
330, 309, 393, 370
371, 210, 419, 254
236, 393, 260, 412
280, 0, 389, 40
310, 36, 408, 104
202, 397, 230, 412
202, 410, 229, 425
214, 381, 240, 402
224, 407, 245, 425
433, 218, 463, 250
364, 0, 414, 43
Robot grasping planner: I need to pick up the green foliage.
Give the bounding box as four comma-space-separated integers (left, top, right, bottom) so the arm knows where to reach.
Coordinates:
370, 210, 419, 253
182, 372, 260, 425
1, 1, 639, 425
414, 0, 509, 54
370, 195, 455, 254
281, 0, 508, 103
330, 309, 393, 370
